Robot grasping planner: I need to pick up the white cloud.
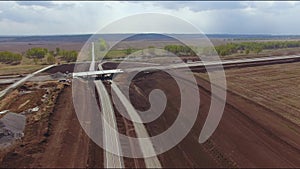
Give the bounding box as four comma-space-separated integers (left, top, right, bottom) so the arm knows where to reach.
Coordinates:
16, 1, 57, 8
0, 1, 299, 35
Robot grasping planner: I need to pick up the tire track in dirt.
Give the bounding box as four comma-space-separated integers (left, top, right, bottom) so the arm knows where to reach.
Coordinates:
35, 86, 90, 168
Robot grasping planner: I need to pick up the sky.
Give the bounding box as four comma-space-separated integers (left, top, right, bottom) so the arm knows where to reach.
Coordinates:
0, 1, 300, 35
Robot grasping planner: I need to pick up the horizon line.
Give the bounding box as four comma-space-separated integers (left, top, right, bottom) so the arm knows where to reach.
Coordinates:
1, 33, 300, 37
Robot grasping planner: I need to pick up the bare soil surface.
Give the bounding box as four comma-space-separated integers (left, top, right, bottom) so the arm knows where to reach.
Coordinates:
36, 86, 91, 168
224, 62, 300, 126
116, 61, 300, 167
2, 60, 300, 168
118, 71, 231, 168
0, 81, 65, 167
0, 82, 104, 168
43, 63, 76, 74
195, 76, 300, 168
0, 84, 9, 91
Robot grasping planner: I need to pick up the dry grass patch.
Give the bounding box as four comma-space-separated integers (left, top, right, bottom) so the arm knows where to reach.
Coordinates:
0, 64, 46, 76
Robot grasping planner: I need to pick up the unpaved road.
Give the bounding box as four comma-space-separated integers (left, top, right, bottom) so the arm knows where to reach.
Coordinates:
36, 86, 90, 167
111, 81, 162, 168
94, 80, 124, 168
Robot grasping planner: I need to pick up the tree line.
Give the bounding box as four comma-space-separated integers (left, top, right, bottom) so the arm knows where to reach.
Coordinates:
215, 41, 300, 56
59, 50, 78, 62
164, 41, 300, 57
26, 48, 48, 59
164, 45, 196, 56
26, 47, 78, 63
0, 51, 22, 64
0, 47, 79, 65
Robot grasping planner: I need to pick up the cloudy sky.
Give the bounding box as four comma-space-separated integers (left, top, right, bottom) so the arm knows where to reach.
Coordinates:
0, 1, 300, 35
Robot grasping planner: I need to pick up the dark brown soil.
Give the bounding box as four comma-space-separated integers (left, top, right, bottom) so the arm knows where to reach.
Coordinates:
125, 69, 300, 168
35, 86, 91, 167
126, 71, 224, 168
3, 59, 300, 168
0, 82, 64, 168
0, 84, 9, 91
1, 89, 45, 113
0, 85, 104, 168
44, 63, 75, 74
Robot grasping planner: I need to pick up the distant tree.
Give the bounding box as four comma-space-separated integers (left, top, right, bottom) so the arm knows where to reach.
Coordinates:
26, 48, 48, 59
253, 46, 263, 54
245, 49, 250, 55
99, 38, 108, 51
55, 47, 60, 56
49, 50, 55, 56
164, 45, 196, 56
61, 50, 78, 62
0, 51, 22, 64
125, 48, 133, 55
46, 54, 56, 64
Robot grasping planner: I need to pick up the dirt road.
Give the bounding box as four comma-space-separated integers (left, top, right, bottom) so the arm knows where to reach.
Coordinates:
36, 86, 90, 167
